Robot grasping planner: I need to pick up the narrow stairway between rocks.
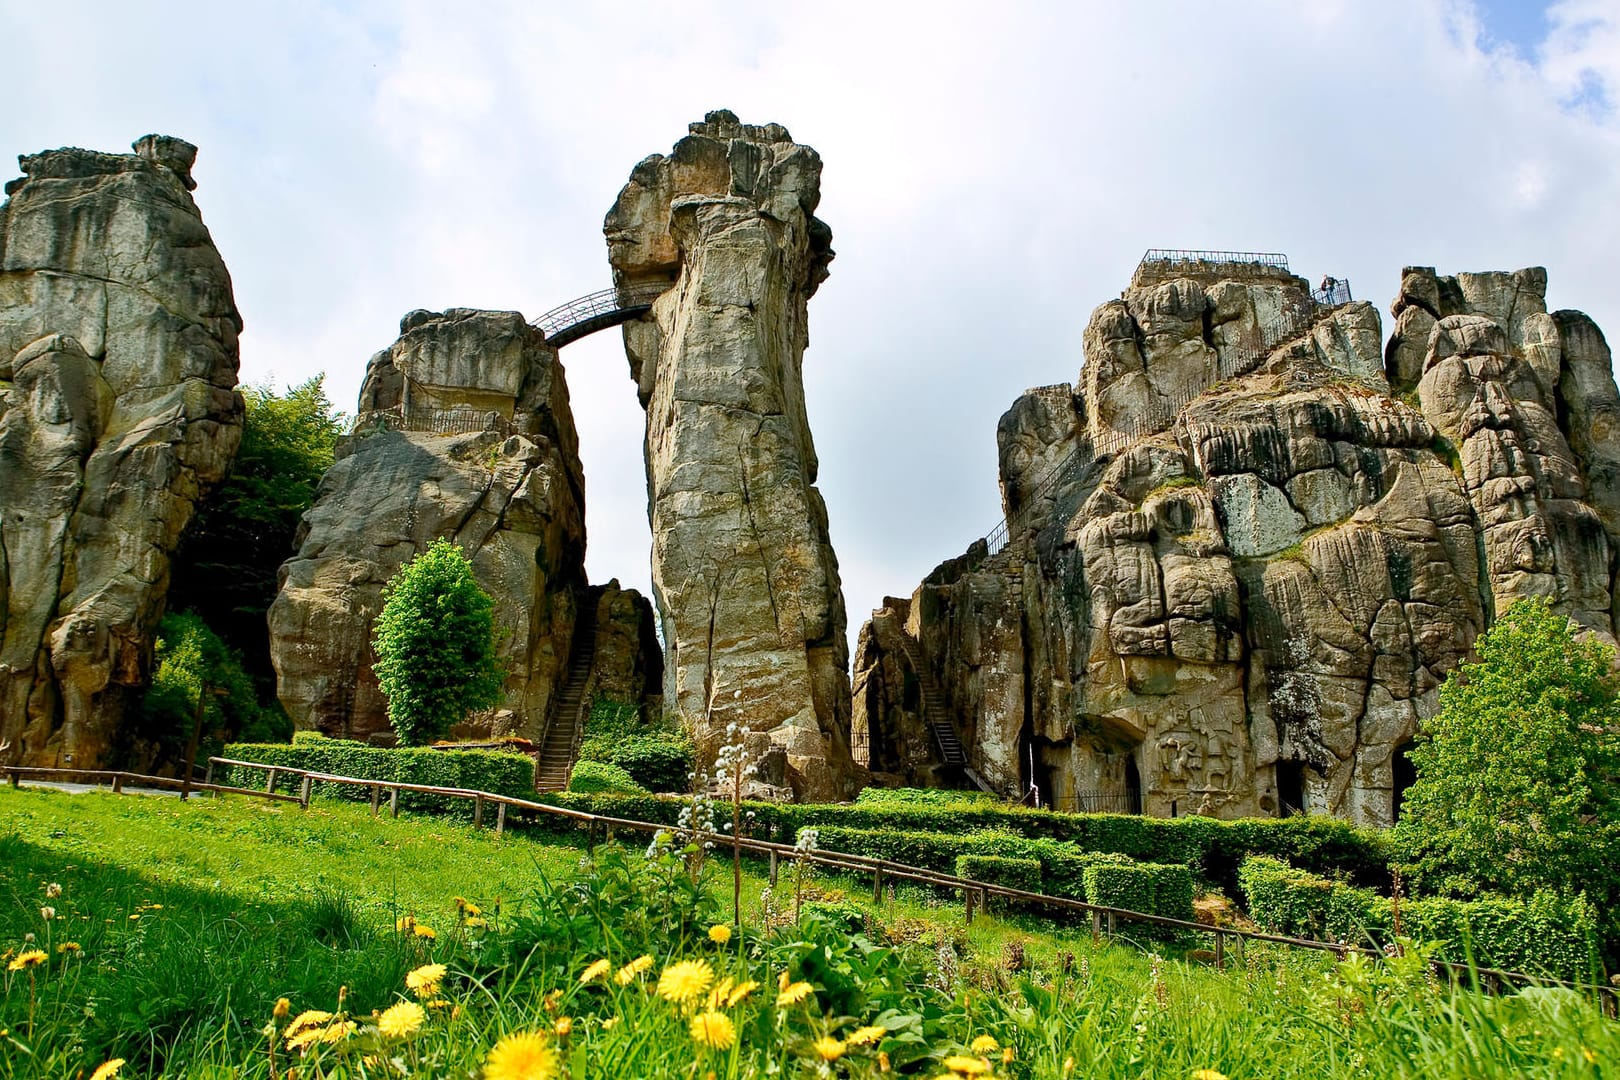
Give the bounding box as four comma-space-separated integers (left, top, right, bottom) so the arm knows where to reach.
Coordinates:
893, 633, 996, 796
536, 598, 598, 792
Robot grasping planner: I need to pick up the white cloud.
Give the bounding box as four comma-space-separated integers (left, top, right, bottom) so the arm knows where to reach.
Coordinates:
7, 0, 1620, 659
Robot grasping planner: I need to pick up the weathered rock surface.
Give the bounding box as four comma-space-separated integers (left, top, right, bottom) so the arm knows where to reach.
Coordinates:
0, 137, 243, 767
588, 579, 665, 718
855, 261, 1620, 827
605, 110, 854, 800
267, 309, 587, 742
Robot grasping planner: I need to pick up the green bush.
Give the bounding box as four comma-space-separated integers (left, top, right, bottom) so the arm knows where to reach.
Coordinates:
856, 787, 996, 807
955, 855, 1042, 893
579, 733, 692, 793
567, 760, 646, 795
1237, 856, 1601, 980
1082, 861, 1195, 922
218, 741, 534, 820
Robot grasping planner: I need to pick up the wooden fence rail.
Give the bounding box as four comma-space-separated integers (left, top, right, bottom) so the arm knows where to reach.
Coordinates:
5, 759, 1610, 1003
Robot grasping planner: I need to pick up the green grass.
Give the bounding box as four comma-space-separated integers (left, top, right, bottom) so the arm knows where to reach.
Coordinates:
1, 787, 1616, 1079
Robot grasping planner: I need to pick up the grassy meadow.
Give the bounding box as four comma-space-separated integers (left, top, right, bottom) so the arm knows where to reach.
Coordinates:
1, 786, 1616, 1079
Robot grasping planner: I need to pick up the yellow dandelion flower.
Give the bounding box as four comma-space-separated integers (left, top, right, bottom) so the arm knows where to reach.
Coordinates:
554, 1016, 573, 1038
970, 1035, 999, 1054
464, 903, 482, 918
1002, 1047, 1016, 1064
407, 963, 447, 998
777, 969, 792, 992
708, 923, 732, 944
777, 980, 814, 1006
316, 1021, 357, 1045
1191, 1072, 1229, 1080
57, 942, 81, 954
1063, 1056, 1075, 1074
726, 980, 760, 1006
465, 916, 488, 929
848, 1025, 887, 1046
579, 958, 612, 985
483, 1031, 560, 1080
657, 959, 714, 1007
273, 997, 291, 1020
378, 1001, 425, 1039
814, 1036, 847, 1061
283, 1010, 334, 1038
688, 1010, 735, 1051
543, 989, 563, 1013
942, 1055, 992, 1076
9, 949, 46, 971
616, 954, 654, 985
88, 1059, 125, 1080
706, 977, 736, 1010
396, 915, 416, 932
601, 1016, 620, 1030
1583, 1048, 1598, 1065
426, 998, 451, 1010
413, 924, 437, 940
878, 1050, 891, 1073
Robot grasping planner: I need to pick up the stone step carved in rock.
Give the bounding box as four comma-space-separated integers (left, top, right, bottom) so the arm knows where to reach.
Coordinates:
893, 634, 967, 767
535, 593, 600, 792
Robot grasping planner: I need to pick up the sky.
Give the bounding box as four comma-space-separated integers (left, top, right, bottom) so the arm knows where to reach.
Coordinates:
6, 0, 1620, 656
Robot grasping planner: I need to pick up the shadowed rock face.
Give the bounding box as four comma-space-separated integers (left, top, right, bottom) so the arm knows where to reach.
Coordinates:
267, 309, 588, 742
854, 263, 1619, 828
0, 136, 243, 768
605, 110, 854, 800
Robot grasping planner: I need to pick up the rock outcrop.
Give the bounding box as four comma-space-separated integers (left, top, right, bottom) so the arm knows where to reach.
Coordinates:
854, 260, 1619, 827
605, 110, 854, 799
267, 309, 588, 742
0, 136, 243, 767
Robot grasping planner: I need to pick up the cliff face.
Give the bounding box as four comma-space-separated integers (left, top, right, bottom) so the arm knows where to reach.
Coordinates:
267, 309, 588, 742
0, 136, 243, 767
854, 262, 1618, 827
604, 110, 854, 800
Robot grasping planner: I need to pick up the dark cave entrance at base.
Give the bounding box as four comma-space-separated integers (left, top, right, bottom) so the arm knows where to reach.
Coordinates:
1277, 760, 1306, 816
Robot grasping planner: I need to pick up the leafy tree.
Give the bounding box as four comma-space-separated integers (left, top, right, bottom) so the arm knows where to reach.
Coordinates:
372, 539, 503, 746
129, 611, 292, 772
1394, 601, 1620, 913
170, 376, 344, 688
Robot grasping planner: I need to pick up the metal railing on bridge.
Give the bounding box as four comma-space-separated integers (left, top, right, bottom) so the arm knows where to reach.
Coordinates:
1139, 248, 1291, 272
531, 281, 671, 348
350, 405, 515, 438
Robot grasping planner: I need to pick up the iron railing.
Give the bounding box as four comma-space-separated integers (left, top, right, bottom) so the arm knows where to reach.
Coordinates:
1140, 248, 1291, 271
530, 281, 671, 347
1311, 277, 1353, 306
350, 405, 514, 438
1048, 789, 1142, 815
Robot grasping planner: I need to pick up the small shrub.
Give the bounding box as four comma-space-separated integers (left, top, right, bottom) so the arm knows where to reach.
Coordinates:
567, 760, 646, 795
1083, 861, 1195, 923
955, 854, 1043, 893
579, 733, 693, 793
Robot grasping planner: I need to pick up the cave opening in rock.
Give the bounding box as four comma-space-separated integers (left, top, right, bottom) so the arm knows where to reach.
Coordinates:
1277, 760, 1307, 816
1124, 754, 1143, 815
1391, 740, 1418, 820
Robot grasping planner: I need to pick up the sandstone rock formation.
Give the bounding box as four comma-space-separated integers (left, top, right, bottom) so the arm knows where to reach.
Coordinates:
605, 110, 854, 800
267, 309, 589, 742
854, 259, 1619, 827
588, 579, 665, 718
0, 136, 243, 767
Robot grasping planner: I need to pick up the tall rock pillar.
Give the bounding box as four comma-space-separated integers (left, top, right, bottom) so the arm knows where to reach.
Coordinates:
605, 111, 853, 799
0, 136, 243, 768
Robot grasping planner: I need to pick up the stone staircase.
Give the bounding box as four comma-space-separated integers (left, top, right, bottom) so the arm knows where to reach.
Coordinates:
535, 598, 598, 792
894, 633, 981, 782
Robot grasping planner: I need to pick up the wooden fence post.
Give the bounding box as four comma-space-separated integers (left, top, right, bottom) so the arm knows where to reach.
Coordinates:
872, 867, 883, 904
1214, 931, 1225, 970
1107, 911, 1116, 936
496, 802, 507, 836
265, 767, 277, 794
964, 888, 975, 926
111, 773, 123, 795
299, 775, 312, 810
8, 771, 17, 789
1090, 909, 1101, 943
769, 849, 779, 887
390, 786, 399, 818
370, 784, 380, 817
474, 794, 484, 828
204, 761, 215, 788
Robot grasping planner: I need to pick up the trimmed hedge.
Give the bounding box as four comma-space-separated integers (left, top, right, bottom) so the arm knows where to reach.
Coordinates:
955, 855, 1042, 893
219, 739, 535, 820
536, 792, 1389, 891
1238, 856, 1601, 980
567, 760, 646, 795
857, 787, 996, 807
577, 734, 691, 794
1083, 861, 1196, 923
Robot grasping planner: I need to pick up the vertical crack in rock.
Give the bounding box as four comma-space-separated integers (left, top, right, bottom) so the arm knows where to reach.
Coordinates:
605, 110, 854, 799
0, 136, 243, 768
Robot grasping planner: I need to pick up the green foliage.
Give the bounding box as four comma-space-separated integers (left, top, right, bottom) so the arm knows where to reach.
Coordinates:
955, 854, 1043, 899
855, 787, 997, 807
219, 741, 534, 820
1082, 861, 1195, 922
541, 792, 1390, 893
130, 611, 290, 770
576, 698, 694, 792
371, 539, 504, 746
170, 376, 344, 686
1238, 856, 1602, 980
566, 759, 646, 795
1394, 602, 1620, 915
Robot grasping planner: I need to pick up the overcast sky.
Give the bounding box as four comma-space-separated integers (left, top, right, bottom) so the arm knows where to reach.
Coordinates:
7, 1, 1619, 654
